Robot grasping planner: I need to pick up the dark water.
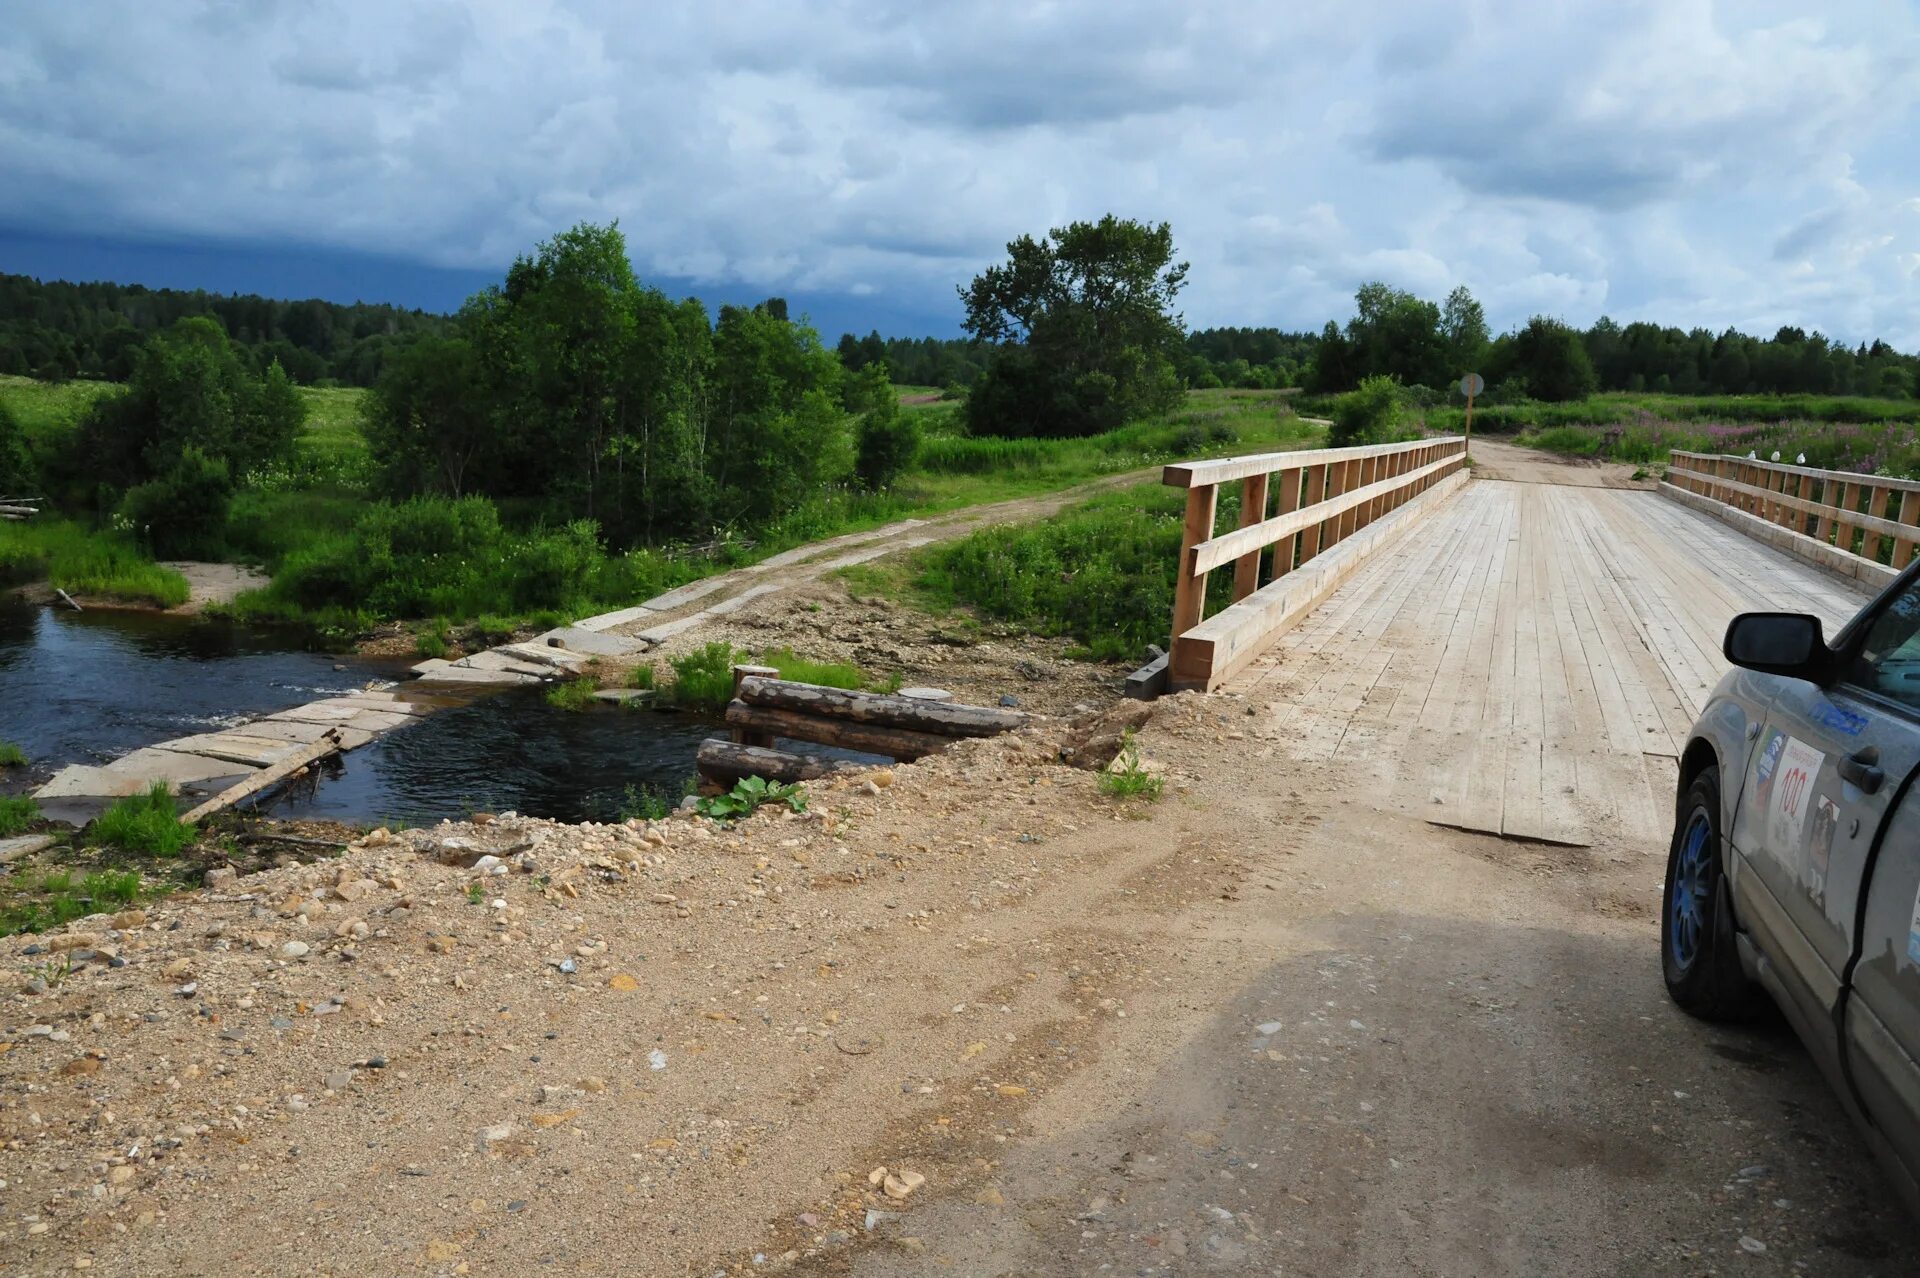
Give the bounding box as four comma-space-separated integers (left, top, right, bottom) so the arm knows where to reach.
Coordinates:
0, 600, 396, 773
0, 601, 727, 824
264, 686, 720, 826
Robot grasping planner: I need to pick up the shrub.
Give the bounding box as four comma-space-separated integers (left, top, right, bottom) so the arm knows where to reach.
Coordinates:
694, 776, 808, 820
625, 664, 656, 690
0, 794, 39, 836
670, 642, 741, 712
90, 783, 195, 856
1328, 375, 1407, 447
119, 447, 234, 559
544, 678, 599, 712
0, 740, 25, 767
856, 401, 921, 490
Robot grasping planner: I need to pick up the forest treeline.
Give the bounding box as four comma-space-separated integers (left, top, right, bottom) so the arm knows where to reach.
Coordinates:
0, 272, 449, 386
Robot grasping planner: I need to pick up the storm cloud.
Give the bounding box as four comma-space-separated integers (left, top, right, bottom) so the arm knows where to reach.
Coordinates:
1, 0, 1915, 342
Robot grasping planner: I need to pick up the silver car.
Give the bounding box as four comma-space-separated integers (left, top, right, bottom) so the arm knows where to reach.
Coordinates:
1667, 566, 1920, 1215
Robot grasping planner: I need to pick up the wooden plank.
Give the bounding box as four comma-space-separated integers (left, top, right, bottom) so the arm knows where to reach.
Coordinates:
1164, 436, 1457, 488
1273, 467, 1301, 576
1169, 484, 1218, 643
180, 731, 343, 823
1233, 471, 1270, 601
736, 677, 1029, 736
1898, 490, 1920, 569
1192, 454, 1463, 576
1299, 464, 1327, 562
1670, 449, 1920, 495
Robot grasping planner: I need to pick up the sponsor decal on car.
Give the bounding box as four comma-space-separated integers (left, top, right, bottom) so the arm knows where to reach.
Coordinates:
1765, 737, 1825, 853
1812, 703, 1869, 736
1805, 794, 1838, 908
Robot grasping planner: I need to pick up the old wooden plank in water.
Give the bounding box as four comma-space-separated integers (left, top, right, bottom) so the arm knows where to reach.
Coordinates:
736, 677, 1029, 737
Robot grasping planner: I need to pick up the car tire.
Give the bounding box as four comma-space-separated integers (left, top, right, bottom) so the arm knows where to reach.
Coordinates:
1662, 765, 1763, 1021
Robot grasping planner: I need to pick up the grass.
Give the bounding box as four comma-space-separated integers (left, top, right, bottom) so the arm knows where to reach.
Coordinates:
0, 374, 121, 443
1426, 391, 1920, 437
544, 678, 600, 712
0, 741, 25, 768
0, 519, 191, 606
0, 795, 39, 837
668, 642, 746, 712
0, 868, 143, 937
625, 664, 656, 691
1098, 731, 1164, 801
89, 783, 195, 856
1515, 412, 1920, 474
873, 482, 1245, 662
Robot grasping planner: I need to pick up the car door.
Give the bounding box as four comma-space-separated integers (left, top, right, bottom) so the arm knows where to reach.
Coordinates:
1729, 574, 1920, 1053
1848, 783, 1920, 1205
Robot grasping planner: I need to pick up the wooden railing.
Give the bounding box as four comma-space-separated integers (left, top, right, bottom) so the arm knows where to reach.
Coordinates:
1158, 436, 1470, 692
1665, 451, 1919, 586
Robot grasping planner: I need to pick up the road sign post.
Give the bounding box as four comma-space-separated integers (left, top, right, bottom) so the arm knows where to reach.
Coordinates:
1459, 373, 1484, 456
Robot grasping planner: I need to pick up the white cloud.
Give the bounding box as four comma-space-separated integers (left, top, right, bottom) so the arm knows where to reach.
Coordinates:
0, 1, 1916, 342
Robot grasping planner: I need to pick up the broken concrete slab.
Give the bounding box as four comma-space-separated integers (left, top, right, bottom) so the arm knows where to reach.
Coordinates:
635, 576, 732, 612
240, 719, 376, 749
455, 651, 557, 678
634, 612, 711, 644
39, 765, 184, 801
704, 583, 784, 617
527, 628, 648, 658
573, 604, 659, 633
151, 732, 305, 768
102, 748, 257, 786
410, 660, 542, 687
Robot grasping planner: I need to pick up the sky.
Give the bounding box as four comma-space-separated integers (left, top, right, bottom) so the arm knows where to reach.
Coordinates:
2, 1, 1918, 345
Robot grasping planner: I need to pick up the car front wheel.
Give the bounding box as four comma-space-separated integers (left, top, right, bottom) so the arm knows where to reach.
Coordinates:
1662, 764, 1761, 1020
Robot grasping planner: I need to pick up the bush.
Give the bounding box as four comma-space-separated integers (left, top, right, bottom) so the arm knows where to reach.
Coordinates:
119, 447, 234, 558
89, 783, 194, 856
856, 400, 920, 490
0, 794, 39, 836
1329, 375, 1407, 447
545, 678, 599, 712
0, 519, 190, 606
670, 642, 741, 712
0, 399, 30, 494
0, 740, 26, 768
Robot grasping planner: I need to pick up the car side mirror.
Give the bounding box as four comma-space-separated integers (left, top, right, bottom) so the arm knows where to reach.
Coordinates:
1724, 612, 1830, 683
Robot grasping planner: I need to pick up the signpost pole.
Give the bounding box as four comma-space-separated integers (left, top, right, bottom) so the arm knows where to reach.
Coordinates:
1458, 373, 1483, 460
1464, 388, 1474, 454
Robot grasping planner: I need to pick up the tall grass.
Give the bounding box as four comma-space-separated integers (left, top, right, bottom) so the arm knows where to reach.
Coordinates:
1, 868, 142, 936
0, 795, 39, 836
0, 519, 190, 606
1518, 413, 1920, 474
89, 783, 195, 856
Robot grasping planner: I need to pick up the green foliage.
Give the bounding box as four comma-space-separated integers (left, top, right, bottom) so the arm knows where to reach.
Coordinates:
616, 782, 677, 821
119, 447, 234, 559
920, 484, 1238, 661
0, 741, 26, 768
0, 794, 39, 836
359, 335, 485, 498
669, 642, 741, 712
625, 663, 656, 690
694, 775, 808, 820
1, 870, 143, 937
89, 783, 195, 856
414, 622, 450, 659
962, 216, 1188, 438
758, 646, 872, 690
1097, 731, 1164, 801
854, 368, 921, 491
1328, 375, 1410, 447
0, 398, 29, 493
1493, 316, 1597, 402
466, 880, 486, 904
0, 519, 190, 606
544, 678, 599, 712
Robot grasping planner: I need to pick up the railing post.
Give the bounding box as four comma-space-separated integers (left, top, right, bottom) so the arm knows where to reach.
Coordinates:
1797, 471, 1816, 539
1300, 464, 1327, 563
1273, 466, 1301, 576
1232, 471, 1270, 601
1897, 491, 1919, 569
1169, 482, 1218, 651
1836, 481, 1859, 556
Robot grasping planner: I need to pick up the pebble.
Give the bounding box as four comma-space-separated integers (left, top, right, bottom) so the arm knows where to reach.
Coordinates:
649, 1049, 668, 1071
1256, 1021, 1283, 1035
280, 941, 310, 959
1739, 1236, 1767, 1254
882, 1170, 925, 1200
325, 1070, 353, 1092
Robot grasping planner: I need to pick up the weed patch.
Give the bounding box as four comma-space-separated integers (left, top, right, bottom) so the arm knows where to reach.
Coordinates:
544, 678, 599, 712
89, 783, 195, 856
1098, 731, 1164, 801
0, 794, 39, 836
0, 740, 25, 768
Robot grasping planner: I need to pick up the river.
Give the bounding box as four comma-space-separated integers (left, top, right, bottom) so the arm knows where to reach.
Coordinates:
0, 601, 720, 824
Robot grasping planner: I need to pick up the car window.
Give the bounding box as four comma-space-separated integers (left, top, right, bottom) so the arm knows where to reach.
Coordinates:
1849, 576, 1920, 712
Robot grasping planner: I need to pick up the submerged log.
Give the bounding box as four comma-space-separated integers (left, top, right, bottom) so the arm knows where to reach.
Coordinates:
724, 701, 953, 761
735, 676, 1029, 738
695, 738, 855, 788
179, 730, 342, 823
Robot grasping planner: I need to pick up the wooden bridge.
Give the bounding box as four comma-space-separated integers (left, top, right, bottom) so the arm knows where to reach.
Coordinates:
1156, 437, 1877, 848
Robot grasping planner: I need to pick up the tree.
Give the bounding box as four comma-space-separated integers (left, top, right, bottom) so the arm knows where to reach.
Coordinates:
1328, 375, 1407, 446
960, 215, 1188, 438
1496, 317, 1598, 402
851, 365, 919, 490
0, 400, 28, 494
362, 336, 488, 497
1439, 287, 1489, 381
1346, 283, 1449, 388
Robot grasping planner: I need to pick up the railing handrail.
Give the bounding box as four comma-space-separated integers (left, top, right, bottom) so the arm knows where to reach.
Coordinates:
1164, 435, 1456, 489
1669, 450, 1920, 495
1160, 435, 1470, 691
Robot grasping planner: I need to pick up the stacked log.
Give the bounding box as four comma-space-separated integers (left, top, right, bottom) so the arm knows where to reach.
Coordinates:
695, 671, 1030, 787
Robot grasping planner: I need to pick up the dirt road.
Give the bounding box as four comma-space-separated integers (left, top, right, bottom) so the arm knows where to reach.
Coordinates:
5, 448, 1918, 1275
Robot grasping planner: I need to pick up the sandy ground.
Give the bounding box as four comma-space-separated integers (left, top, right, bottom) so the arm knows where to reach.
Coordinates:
161, 562, 269, 613
2, 689, 1915, 1275
4, 445, 1916, 1275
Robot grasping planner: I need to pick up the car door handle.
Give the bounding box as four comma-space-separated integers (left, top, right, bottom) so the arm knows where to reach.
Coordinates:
1839, 747, 1884, 795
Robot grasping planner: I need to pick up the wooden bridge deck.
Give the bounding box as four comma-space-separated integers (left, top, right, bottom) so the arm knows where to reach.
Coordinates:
1227, 459, 1872, 848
